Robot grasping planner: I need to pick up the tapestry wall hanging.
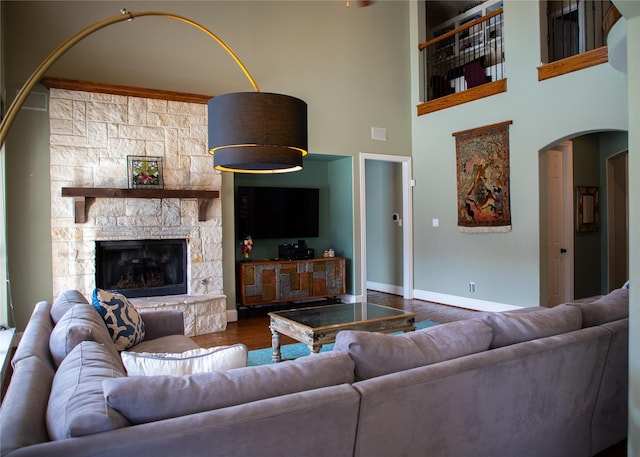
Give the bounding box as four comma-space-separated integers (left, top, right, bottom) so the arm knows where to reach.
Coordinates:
453, 120, 512, 233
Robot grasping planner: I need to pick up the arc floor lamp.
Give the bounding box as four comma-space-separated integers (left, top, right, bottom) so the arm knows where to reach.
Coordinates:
0, 9, 308, 174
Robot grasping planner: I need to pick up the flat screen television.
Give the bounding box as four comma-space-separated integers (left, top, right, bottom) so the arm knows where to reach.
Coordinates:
236, 186, 320, 240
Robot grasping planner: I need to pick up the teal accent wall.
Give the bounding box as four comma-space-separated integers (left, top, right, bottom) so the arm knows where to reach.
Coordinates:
234, 155, 354, 294
572, 134, 602, 299
328, 157, 355, 293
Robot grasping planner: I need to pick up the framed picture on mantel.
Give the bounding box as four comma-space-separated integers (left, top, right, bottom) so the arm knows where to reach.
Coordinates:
128, 156, 164, 189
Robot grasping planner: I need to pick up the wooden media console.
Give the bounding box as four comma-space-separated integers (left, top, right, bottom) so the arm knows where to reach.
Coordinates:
236, 257, 346, 307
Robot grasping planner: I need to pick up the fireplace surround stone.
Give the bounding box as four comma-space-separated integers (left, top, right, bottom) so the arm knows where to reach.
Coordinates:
48, 85, 226, 335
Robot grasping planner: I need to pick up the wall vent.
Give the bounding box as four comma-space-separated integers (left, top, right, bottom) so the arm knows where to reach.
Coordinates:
19, 91, 48, 112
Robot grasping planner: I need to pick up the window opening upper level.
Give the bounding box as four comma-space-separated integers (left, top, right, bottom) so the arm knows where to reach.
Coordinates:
543, 0, 610, 63
418, 0, 506, 115
538, 0, 616, 80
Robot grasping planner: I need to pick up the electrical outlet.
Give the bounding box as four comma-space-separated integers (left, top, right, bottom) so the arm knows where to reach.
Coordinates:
469, 282, 476, 293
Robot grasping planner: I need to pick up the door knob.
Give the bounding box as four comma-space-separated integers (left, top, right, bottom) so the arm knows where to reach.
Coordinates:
560, 248, 567, 253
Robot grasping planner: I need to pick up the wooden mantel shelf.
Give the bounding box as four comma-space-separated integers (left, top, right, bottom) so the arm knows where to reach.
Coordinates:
61, 187, 219, 223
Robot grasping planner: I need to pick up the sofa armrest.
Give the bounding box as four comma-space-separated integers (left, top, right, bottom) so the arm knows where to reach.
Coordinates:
140, 310, 185, 340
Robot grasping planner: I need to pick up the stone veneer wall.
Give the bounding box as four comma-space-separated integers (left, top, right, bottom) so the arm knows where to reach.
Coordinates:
48, 87, 226, 335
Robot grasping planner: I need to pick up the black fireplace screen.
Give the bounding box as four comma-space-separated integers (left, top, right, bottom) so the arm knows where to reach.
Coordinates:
95, 239, 187, 298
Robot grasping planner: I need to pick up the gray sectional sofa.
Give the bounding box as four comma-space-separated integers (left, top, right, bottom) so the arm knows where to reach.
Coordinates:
0, 287, 628, 457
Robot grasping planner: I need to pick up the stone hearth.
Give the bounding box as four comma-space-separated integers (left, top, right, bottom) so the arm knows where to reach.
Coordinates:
47, 86, 226, 336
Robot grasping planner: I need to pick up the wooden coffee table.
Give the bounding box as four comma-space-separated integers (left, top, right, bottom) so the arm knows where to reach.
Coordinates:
268, 302, 416, 362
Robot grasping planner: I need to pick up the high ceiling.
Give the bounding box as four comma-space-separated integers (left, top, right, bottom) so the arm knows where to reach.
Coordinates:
426, 1, 485, 25
429, 1, 482, 17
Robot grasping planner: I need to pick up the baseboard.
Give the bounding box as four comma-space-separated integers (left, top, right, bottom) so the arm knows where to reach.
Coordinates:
339, 294, 360, 304
226, 290, 518, 318
367, 281, 403, 296
413, 289, 521, 312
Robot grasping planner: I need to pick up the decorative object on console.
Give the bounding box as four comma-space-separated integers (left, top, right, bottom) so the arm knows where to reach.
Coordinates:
91, 288, 146, 351
278, 240, 314, 260
128, 155, 163, 189
0, 9, 308, 175
241, 235, 253, 260
454, 120, 512, 233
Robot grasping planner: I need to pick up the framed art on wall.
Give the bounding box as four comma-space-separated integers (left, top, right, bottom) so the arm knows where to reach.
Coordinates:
128, 156, 164, 189
453, 120, 513, 233
576, 186, 599, 232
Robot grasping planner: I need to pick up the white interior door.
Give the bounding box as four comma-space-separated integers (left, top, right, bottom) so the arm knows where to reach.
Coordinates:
545, 142, 574, 306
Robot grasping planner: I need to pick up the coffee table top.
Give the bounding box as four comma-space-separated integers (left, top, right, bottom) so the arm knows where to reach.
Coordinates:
268, 302, 414, 330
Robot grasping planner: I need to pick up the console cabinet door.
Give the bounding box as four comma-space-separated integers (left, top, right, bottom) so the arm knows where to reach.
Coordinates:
237, 258, 345, 306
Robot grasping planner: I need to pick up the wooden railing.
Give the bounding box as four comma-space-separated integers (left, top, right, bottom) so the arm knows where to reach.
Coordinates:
419, 8, 505, 105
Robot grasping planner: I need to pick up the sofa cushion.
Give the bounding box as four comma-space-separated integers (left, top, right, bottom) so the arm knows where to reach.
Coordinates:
104, 350, 355, 424
567, 287, 629, 327
50, 289, 90, 324
49, 302, 118, 366
47, 341, 129, 440
0, 356, 54, 455
138, 309, 185, 340
120, 344, 248, 376
333, 319, 493, 380
11, 301, 54, 369
92, 288, 145, 351
481, 304, 582, 348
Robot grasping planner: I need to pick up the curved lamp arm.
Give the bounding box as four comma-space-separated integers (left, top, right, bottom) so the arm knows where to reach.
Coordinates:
0, 9, 259, 148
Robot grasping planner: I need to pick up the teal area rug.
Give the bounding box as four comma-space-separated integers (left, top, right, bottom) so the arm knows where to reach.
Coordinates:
247, 319, 439, 366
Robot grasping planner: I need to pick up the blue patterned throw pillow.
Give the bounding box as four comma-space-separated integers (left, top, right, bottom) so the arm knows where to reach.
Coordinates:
92, 289, 145, 351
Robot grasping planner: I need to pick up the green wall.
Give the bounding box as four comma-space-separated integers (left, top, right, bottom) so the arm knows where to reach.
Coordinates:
622, 7, 640, 454
5, 98, 53, 329
409, 0, 628, 308
365, 160, 402, 288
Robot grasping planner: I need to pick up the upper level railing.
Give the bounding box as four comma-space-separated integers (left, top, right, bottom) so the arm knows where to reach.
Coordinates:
538, 0, 615, 80
419, 8, 505, 105
544, 0, 611, 64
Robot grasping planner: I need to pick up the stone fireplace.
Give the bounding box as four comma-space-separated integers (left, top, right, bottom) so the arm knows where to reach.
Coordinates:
47, 83, 227, 336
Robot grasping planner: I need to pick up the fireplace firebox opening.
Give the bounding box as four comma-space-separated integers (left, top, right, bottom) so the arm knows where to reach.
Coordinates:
95, 239, 187, 298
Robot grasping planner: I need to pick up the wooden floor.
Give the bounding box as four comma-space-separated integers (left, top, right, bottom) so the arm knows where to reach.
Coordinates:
191, 290, 478, 350
191, 291, 627, 457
